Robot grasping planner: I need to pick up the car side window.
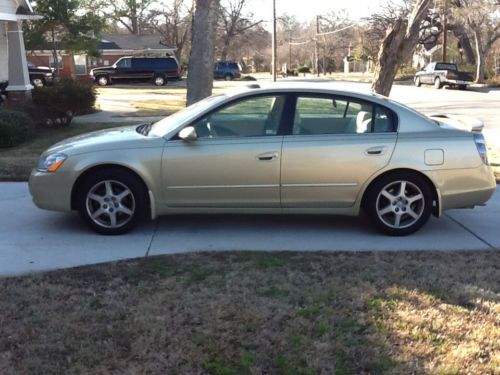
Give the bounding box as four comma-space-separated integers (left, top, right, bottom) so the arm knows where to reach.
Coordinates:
192, 95, 285, 138
373, 106, 396, 133
293, 96, 374, 135
116, 58, 131, 68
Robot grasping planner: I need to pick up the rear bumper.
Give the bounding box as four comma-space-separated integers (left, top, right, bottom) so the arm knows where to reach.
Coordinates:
424, 164, 496, 211
444, 79, 472, 86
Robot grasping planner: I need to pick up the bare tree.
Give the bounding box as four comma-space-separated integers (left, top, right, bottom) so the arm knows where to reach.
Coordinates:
187, 0, 220, 105
218, 0, 262, 61
456, 0, 500, 82
84, 0, 154, 34
371, 0, 433, 96
147, 0, 193, 61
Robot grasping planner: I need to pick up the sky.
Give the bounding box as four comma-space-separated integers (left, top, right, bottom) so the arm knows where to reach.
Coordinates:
251, 0, 384, 25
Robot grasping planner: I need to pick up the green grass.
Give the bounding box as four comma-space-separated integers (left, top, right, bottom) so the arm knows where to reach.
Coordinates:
0, 122, 136, 181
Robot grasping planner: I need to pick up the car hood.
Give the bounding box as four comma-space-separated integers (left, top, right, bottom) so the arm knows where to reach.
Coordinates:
45, 125, 165, 156
91, 66, 113, 72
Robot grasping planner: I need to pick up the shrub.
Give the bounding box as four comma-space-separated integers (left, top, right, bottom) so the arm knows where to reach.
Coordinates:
0, 110, 33, 148
295, 65, 311, 74
32, 79, 96, 127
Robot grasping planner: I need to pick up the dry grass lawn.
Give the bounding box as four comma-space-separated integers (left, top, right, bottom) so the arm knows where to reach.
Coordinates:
1, 251, 499, 374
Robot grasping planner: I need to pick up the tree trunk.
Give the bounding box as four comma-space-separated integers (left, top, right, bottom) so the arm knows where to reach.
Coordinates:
187, 0, 220, 105
51, 28, 60, 78
473, 30, 485, 83
371, 19, 407, 96
450, 24, 475, 65
220, 36, 230, 61
371, 0, 432, 96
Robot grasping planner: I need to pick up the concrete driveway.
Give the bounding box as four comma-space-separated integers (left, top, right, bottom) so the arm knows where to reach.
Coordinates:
1, 182, 498, 277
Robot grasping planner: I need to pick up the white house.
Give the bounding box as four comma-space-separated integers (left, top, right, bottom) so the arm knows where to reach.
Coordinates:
0, 0, 39, 103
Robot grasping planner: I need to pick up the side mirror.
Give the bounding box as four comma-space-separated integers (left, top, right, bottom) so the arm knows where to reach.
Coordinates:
179, 126, 198, 141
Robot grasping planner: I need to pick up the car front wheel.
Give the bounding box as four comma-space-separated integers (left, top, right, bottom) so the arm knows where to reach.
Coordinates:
31, 77, 45, 87
414, 77, 421, 87
365, 173, 433, 236
97, 75, 109, 86
77, 169, 148, 235
434, 77, 442, 89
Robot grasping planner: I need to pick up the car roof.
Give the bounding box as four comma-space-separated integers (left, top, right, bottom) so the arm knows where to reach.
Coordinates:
224, 82, 394, 106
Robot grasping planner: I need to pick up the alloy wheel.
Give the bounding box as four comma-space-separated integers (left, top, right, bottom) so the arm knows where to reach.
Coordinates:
375, 180, 425, 229
85, 180, 136, 229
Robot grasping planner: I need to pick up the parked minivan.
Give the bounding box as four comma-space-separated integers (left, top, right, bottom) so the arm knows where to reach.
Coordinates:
90, 56, 182, 86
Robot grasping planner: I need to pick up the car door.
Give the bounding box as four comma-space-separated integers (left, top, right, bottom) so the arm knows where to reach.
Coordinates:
162, 94, 287, 208
281, 94, 398, 208
112, 58, 133, 82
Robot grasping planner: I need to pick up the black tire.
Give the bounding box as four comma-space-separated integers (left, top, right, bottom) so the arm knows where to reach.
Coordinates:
96, 75, 109, 86
153, 75, 166, 86
76, 168, 148, 235
458, 84, 467, 90
364, 172, 433, 236
434, 77, 442, 89
224, 74, 233, 81
414, 77, 421, 87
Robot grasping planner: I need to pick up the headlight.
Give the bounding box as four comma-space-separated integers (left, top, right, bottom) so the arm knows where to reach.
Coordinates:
89, 69, 94, 77
44, 72, 53, 77
37, 153, 67, 172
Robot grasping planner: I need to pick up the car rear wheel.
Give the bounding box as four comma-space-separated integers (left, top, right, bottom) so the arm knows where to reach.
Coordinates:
414, 77, 421, 87
31, 77, 45, 87
77, 169, 147, 235
434, 77, 442, 89
97, 75, 109, 86
365, 173, 433, 236
154, 75, 166, 86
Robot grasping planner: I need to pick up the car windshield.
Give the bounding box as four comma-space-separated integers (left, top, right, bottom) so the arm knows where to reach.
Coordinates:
149, 94, 227, 137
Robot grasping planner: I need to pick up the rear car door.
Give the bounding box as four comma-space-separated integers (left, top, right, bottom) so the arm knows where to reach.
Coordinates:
162, 94, 287, 207
281, 94, 398, 208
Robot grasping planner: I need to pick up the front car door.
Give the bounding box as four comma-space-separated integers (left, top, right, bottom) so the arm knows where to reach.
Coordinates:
162, 94, 287, 208
281, 94, 398, 208
112, 57, 132, 82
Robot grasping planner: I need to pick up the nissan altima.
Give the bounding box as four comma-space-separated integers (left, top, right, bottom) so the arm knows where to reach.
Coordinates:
29, 84, 496, 235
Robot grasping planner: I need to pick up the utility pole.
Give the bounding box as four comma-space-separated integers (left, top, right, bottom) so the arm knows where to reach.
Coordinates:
315, 15, 320, 77
271, 0, 277, 82
442, 0, 448, 62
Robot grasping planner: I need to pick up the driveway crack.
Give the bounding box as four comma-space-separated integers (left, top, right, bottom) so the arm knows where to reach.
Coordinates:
145, 219, 159, 257
445, 213, 497, 250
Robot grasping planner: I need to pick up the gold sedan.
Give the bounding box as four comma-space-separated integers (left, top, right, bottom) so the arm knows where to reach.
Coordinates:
29, 84, 496, 235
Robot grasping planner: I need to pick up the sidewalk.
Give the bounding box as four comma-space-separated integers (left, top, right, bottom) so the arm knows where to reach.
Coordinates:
1, 182, 497, 277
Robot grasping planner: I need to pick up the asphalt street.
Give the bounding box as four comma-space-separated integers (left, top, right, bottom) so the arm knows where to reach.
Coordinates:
0, 182, 498, 277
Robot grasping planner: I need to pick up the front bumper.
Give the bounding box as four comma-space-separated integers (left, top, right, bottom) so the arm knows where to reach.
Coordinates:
29, 169, 74, 212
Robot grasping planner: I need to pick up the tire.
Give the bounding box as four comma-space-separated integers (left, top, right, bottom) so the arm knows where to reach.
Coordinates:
414, 77, 421, 87
31, 77, 45, 88
97, 75, 109, 86
224, 74, 233, 81
458, 84, 467, 90
365, 172, 433, 236
76, 168, 148, 235
153, 75, 166, 86
434, 77, 442, 89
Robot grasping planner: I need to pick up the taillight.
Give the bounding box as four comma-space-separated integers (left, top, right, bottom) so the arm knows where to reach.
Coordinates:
474, 133, 489, 164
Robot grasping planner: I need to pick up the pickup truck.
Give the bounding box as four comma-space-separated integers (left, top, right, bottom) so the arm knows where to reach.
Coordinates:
414, 62, 473, 90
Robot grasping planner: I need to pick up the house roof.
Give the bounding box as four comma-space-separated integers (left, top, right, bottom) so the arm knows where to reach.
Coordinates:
100, 33, 175, 51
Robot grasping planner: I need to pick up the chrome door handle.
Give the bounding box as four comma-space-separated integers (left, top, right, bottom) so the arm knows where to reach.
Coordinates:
257, 152, 279, 161
365, 146, 385, 155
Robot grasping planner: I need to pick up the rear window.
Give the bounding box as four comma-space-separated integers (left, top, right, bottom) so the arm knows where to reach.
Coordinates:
435, 63, 457, 71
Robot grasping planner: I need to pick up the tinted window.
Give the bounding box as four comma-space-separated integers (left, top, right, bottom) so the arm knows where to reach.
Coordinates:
116, 58, 131, 68
293, 96, 374, 135
374, 106, 396, 133
192, 95, 285, 138
228, 62, 239, 69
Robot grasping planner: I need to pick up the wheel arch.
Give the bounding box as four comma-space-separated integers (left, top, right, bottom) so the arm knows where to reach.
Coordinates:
360, 168, 441, 217
71, 164, 152, 216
